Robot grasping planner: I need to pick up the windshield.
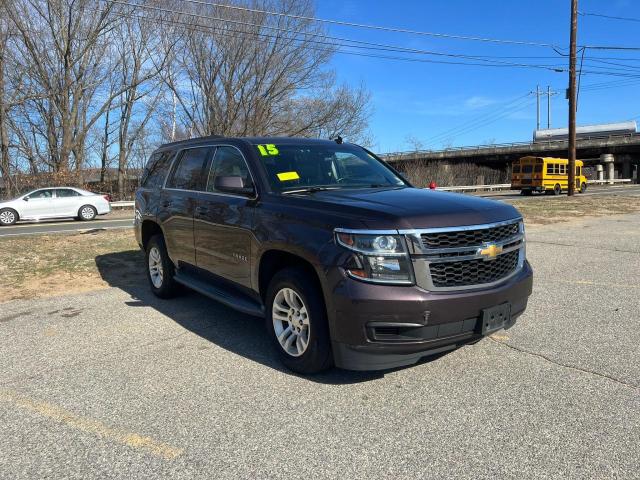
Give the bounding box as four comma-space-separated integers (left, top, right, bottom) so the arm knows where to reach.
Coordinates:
254, 143, 406, 192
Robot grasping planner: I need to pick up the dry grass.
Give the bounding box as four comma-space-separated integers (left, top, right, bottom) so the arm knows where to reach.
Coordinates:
508, 193, 640, 226
0, 229, 143, 302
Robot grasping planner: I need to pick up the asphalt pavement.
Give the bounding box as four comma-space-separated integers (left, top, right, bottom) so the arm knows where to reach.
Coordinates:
0, 217, 132, 237
0, 213, 638, 478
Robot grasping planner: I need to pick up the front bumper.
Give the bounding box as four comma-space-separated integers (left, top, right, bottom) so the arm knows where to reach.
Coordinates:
327, 260, 533, 371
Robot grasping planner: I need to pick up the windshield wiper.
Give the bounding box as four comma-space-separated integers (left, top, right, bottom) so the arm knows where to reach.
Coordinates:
281, 186, 341, 195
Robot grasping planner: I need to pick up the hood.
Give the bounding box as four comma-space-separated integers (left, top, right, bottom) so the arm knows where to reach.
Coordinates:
289, 187, 521, 230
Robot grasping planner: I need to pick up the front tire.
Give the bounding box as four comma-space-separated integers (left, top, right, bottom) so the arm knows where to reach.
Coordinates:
580, 182, 587, 193
266, 267, 332, 374
146, 234, 179, 298
78, 205, 97, 221
0, 208, 18, 226
553, 184, 562, 195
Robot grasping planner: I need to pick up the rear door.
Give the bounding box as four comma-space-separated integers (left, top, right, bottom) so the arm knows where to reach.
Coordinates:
194, 145, 256, 289
159, 146, 213, 267
54, 188, 84, 217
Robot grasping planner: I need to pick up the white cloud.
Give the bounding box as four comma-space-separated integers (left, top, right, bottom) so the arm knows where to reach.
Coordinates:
464, 96, 496, 109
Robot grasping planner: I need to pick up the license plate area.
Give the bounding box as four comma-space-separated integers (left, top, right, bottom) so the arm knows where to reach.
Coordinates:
480, 303, 512, 334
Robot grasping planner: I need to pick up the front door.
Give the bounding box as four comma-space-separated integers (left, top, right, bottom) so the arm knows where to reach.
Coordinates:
22, 189, 57, 219
159, 146, 213, 267
194, 146, 255, 289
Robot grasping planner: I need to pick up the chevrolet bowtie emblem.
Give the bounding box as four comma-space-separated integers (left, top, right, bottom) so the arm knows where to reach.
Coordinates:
478, 243, 503, 260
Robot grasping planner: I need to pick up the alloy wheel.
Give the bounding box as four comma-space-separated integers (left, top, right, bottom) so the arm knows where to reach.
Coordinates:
0, 210, 16, 225
81, 206, 95, 220
148, 246, 164, 288
272, 288, 310, 357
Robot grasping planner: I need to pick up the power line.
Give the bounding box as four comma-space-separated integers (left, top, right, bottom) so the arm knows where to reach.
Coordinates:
423, 94, 534, 147
103, 0, 572, 73
101, 1, 640, 79
579, 11, 640, 23
109, 9, 568, 71
177, 0, 562, 48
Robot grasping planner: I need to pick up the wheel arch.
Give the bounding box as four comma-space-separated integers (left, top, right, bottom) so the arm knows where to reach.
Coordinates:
141, 219, 164, 250
258, 249, 324, 304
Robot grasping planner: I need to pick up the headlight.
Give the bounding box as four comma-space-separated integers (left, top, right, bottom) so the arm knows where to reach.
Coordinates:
335, 230, 414, 284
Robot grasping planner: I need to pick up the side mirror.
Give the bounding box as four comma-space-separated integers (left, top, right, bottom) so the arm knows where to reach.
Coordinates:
23, 197, 29, 202
214, 176, 254, 196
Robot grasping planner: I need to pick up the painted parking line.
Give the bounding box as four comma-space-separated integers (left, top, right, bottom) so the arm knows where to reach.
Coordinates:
0, 389, 183, 460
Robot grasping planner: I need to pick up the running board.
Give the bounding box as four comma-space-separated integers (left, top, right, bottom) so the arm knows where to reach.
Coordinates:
174, 271, 264, 318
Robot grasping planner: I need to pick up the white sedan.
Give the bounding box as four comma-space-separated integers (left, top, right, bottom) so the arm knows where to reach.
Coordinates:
0, 187, 111, 226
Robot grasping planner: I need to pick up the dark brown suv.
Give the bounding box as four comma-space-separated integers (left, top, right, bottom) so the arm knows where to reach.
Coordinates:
134, 136, 533, 373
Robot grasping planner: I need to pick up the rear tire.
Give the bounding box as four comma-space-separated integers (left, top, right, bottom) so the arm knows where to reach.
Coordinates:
0, 208, 18, 226
580, 182, 587, 194
78, 205, 97, 221
553, 184, 561, 195
266, 267, 332, 374
146, 234, 179, 298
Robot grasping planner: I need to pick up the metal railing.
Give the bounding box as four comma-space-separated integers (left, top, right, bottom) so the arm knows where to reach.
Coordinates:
436, 178, 633, 192
380, 133, 640, 159
107, 180, 634, 206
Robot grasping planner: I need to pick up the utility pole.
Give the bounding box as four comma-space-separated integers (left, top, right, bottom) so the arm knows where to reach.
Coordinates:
547, 85, 552, 128
568, 0, 578, 196
536, 85, 541, 130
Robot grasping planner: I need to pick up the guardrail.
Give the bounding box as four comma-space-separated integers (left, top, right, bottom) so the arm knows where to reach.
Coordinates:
436, 184, 511, 192
110, 201, 134, 208
436, 178, 633, 192
586, 179, 632, 185
107, 180, 635, 204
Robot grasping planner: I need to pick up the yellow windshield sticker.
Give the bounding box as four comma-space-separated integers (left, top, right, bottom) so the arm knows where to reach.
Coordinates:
257, 144, 279, 156
277, 171, 300, 182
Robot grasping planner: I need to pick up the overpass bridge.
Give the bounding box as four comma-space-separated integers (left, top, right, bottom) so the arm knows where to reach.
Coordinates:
381, 133, 640, 181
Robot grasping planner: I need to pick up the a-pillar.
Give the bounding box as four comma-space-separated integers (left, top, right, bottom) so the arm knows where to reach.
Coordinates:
600, 154, 615, 184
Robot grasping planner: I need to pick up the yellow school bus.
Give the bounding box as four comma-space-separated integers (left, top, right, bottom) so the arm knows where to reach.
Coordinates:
511, 156, 588, 195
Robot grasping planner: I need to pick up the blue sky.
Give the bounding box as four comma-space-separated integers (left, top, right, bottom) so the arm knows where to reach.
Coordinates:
315, 0, 640, 153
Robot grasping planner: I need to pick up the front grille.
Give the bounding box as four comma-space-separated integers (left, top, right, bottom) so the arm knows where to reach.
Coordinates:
430, 250, 520, 288
421, 222, 519, 249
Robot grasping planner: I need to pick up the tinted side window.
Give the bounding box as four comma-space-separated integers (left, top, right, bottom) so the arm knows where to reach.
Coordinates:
167, 147, 211, 191
142, 151, 174, 189
28, 189, 55, 199
206, 146, 253, 192
56, 189, 81, 197
522, 165, 533, 173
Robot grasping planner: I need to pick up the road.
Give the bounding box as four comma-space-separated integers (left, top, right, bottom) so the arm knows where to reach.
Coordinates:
0, 213, 638, 479
478, 183, 640, 200
0, 217, 132, 237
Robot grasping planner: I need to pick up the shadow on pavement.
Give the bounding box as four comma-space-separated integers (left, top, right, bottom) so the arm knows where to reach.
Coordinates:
95, 250, 418, 385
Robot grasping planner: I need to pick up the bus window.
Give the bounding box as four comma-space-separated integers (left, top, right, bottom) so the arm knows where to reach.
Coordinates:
576, 166, 581, 176
560, 164, 566, 174
547, 164, 554, 174
512, 165, 520, 173
522, 165, 533, 173
534, 165, 542, 173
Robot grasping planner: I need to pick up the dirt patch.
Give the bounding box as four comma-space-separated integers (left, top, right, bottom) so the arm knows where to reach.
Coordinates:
0, 229, 143, 303
508, 193, 640, 226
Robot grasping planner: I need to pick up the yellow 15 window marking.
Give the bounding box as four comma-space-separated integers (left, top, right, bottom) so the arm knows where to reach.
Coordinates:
257, 144, 279, 156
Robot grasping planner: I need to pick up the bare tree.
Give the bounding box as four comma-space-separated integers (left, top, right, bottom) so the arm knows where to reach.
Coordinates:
162, 0, 370, 142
